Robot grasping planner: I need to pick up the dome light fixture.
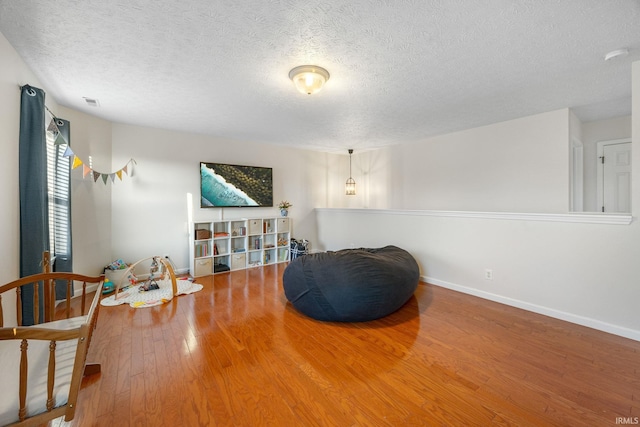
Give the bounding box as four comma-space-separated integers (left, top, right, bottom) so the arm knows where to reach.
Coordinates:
345, 149, 356, 196
289, 65, 330, 95
604, 48, 629, 61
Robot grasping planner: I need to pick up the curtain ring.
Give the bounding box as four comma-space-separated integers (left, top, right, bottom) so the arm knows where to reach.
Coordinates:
26, 88, 36, 97
56, 119, 65, 127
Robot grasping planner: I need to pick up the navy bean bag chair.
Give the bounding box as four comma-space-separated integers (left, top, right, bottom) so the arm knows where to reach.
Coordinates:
283, 245, 419, 322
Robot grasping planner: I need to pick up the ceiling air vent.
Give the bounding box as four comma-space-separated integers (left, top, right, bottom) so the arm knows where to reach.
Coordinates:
83, 97, 100, 107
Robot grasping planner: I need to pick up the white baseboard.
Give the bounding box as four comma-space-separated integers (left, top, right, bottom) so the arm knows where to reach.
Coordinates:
73, 282, 99, 295
422, 275, 640, 342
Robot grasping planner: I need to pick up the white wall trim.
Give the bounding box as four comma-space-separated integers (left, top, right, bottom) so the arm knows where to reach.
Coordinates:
316, 208, 633, 225
423, 276, 640, 342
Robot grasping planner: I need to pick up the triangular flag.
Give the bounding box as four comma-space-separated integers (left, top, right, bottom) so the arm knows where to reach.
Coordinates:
54, 119, 69, 145
47, 117, 60, 134
122, 165, 128, 176
54, 133, 66, 145
110, 173, 116, 183
93, 171, 100, 182
116, 170, 123, 180
101, 174, 108, 184
72, 156, 83, 169
63, 146, 74, 157
83, 164, 91, 178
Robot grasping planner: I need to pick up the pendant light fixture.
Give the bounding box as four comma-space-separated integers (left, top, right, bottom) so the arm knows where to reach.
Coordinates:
289, 65, 330, 95
345, 149, 356, 195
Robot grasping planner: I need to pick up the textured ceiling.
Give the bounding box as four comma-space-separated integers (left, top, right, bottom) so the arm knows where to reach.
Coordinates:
1, 0, 639, 151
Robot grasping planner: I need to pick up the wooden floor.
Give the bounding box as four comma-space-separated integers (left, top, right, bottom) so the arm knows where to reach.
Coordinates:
51, 263, 640, 426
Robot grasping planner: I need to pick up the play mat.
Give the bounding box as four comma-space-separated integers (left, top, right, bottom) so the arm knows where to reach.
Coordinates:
100, 255, 203, 308
101, 278, 202, 308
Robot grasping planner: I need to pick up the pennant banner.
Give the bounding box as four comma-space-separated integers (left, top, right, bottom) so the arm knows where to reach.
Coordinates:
47, 114, 136, 186
48, 117, 69, 146
75, 158, 135, 185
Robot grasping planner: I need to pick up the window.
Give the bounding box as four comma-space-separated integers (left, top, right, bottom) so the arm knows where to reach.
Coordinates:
46, 121, 71, 261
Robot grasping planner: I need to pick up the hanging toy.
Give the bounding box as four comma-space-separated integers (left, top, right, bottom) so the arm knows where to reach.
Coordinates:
139, 257, 160, 292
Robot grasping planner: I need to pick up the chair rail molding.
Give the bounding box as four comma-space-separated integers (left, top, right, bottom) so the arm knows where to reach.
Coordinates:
315, 208, 633, 225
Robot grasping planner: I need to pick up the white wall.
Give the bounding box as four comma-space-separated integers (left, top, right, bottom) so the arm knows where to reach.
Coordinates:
0, 32, 34, 321
326, 111, 571, 213
110, 123, 329, 270
346, 109, 571, 213
58, 106, 113, 274
314, 64, 640, 340
0, 33, 30, 288
581, 116, 632, 212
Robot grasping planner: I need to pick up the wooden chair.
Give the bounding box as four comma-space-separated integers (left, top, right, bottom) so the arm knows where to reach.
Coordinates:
0, 252, 104, 426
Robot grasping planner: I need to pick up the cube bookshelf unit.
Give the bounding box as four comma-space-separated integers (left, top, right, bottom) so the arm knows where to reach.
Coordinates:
189, 217, 291, 277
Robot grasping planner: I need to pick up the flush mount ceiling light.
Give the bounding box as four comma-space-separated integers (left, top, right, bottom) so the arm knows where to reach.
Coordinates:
345, 149, 356, 196
289, 65, 330, 95
604, 48, 629, 61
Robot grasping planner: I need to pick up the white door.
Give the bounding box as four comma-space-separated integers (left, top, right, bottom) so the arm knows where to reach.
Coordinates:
601, 142, 631, 213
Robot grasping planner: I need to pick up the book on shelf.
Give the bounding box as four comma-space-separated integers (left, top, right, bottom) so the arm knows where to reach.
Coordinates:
214, 243, 218, 255
214, 231, 230, 238
195, 243, 209, 258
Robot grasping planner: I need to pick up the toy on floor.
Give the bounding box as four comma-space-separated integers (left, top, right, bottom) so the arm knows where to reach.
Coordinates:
113, 255, 178, 302
102, 278, 115, 295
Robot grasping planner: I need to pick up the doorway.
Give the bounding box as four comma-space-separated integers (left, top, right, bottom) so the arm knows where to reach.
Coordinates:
597, 139, 631, 213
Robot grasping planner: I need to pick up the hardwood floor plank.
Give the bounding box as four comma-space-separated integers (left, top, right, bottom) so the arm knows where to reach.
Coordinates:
130, 318, 145, 377
141, 345, 163, 426
48, 265, 640, 426
114, 326, 132, 396
129, 373, 146, 427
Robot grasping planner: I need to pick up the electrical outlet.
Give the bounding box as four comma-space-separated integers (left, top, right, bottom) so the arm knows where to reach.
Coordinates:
484, 269, 493, 280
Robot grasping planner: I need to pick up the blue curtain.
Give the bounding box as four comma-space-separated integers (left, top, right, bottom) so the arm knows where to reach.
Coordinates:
19, 85, 49, 325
